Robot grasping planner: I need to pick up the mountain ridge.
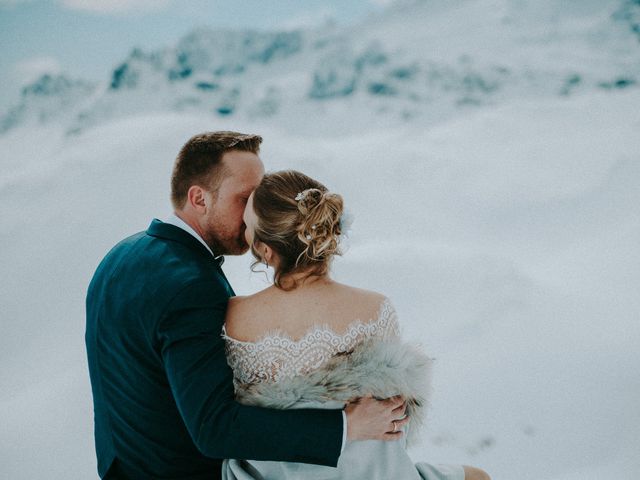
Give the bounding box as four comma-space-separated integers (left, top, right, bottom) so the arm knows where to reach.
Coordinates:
2, 0, 638, 135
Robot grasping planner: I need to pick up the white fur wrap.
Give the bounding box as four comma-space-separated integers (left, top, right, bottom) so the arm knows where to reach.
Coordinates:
234, 337, 434, 446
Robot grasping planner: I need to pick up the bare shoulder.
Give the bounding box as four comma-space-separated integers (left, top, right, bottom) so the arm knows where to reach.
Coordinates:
224, 295, 247, 337
336, 283, 387, 305
331, 283, 390, 323
224, 289, 275, 341
225, 295, 248, 318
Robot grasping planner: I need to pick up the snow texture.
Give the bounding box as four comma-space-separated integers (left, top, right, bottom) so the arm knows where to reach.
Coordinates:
0, 1, 639, 479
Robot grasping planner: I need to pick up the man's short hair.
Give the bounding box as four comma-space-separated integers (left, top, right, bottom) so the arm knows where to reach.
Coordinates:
170, 131, 262, 209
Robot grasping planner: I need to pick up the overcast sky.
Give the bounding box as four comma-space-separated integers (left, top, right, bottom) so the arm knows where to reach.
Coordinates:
0, 0, 390, 112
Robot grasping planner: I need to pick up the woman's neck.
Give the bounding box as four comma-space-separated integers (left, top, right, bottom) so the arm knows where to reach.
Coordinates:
279, 271, 333, 290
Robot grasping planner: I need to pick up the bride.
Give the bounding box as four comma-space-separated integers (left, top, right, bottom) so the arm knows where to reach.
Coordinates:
221, 170, 490, 480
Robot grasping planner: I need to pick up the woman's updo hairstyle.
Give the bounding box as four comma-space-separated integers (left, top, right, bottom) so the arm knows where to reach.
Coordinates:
251, 170, 344, 290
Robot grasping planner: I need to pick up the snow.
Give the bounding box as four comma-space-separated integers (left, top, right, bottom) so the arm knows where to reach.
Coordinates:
1, 86, 638, 478
1, 0, 639, 478
3, 0, 639, 136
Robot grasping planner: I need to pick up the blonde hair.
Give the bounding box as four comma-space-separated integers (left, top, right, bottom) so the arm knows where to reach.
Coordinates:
251, 170, 344, 290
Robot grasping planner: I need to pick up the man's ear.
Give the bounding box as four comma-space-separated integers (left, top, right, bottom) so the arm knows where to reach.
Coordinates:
186, 185, 207, 213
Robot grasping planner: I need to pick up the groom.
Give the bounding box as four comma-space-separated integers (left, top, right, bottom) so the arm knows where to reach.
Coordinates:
85, 131, 407, 479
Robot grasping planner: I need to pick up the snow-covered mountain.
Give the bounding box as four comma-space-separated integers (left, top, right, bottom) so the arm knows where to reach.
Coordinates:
2, 0, 639, 135
0, 74, 96, 133
1, 1, 640, 479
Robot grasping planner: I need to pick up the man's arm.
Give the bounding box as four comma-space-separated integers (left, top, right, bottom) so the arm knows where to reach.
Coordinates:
157, 280, 343, 466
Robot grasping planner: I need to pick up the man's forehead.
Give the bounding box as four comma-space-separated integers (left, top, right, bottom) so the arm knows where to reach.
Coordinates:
222, 173, 256, 191
222, 150, 263, 172
222, 168, 262, 193
219, 150, 262, 183
221, 149, 262, 165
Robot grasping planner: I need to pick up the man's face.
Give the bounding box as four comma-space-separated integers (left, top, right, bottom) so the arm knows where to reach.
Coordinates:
201, 150, 264, 255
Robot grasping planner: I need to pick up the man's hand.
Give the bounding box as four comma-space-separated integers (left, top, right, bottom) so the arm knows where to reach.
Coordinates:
344, 395, 409, 441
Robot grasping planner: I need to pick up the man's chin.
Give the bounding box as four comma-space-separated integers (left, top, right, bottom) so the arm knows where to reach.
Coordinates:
221, 239, 250, 257
229, 246, 250, 256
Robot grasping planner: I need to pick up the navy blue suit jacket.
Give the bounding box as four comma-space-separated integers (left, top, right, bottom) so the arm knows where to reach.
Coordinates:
85, 219, 342, 479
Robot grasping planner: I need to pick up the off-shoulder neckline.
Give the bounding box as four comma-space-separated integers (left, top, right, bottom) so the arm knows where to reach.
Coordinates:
222, 296, 394, 347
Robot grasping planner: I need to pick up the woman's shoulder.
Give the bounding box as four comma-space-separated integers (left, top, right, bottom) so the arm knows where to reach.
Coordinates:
333, 283, 391, 312
227, 287, 277, 313
224, 284, 395, 342
334, 283, 400, 328
224, 289, 278, 341
224, 295, 253, 340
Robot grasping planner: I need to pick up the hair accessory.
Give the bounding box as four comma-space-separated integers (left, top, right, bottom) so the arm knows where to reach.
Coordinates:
295, 192, 305, 201
338, 209, 354, 237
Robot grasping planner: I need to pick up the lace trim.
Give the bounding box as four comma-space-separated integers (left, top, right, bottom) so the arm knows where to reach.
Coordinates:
223, 297, 400, 385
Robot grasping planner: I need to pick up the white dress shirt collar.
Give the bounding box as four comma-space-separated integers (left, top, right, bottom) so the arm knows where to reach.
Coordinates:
164, 213, 215, 258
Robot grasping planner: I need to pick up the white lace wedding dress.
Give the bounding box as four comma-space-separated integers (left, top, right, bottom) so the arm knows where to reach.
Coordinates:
221, 297, 465, 480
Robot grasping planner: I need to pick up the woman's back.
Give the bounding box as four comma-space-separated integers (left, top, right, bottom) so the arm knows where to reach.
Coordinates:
221, 283, 464, 480
221, 283, 432, 480
224, 280, 391, 341
223, 281, 400, 386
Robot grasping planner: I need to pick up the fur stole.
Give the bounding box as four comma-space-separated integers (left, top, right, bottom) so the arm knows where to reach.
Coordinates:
235, 337, 434, 446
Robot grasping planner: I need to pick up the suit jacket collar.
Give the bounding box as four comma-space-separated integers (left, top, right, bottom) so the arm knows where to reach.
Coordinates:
146, 219, 225, 267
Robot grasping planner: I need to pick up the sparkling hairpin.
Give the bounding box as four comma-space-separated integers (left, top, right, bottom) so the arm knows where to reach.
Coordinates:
295, 192, 305, 201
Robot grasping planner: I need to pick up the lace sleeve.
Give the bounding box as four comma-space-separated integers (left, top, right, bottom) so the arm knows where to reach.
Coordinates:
376, 297, 401, 340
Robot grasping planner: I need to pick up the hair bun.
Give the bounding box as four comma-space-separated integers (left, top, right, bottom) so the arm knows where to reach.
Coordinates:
250, 170, 345, 290
296, 188, 324, 215
296, 190, 344, 261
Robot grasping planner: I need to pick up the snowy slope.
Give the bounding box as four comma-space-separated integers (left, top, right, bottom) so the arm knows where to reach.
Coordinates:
1, 0, 639, 479
1, 86, 639, 479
